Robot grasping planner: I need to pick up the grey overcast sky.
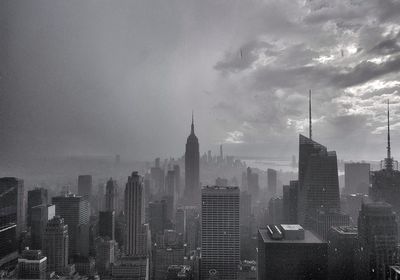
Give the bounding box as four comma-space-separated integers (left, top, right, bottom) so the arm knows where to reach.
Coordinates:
1, 0, 400, 162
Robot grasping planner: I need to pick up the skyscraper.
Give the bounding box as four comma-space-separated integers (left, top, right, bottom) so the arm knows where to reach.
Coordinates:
267, 168, 277, 195
201, 186, 240, 280
0, 177, 25, 239
78, 175, 92, 202
297, 134, 340, 227
43, 216, 69, 275
283, 180, 298, 224
31, 204, 55, 249
125, 171, 146, 256
184, 113, 200, 205
173, 164, 181, 198
370, 101, 400, 220
99, 210, 115, 240
95, 237, 116, 276
246, 167, 259, 199
328, 226, 358, 280
105, 178, 118, 212
27, 188, 48, 227
357, 201, 398, 280
52, 194, 89, 255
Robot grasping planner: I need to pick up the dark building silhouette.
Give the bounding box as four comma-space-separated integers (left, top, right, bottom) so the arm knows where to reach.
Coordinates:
184, 113, 200, 205
78, 175, 92, 202
357, 201, 398, 280
105, 178, 118, 212
99, 210, 115, 240
345, 162, 370, 194
328, 226, 357, 280
247, 167, 259, 200
151, 158, 165, 196
297, 135, 340, 227
43, 216, 69, 275
17, 249, 47, 279
0, 224, 17, 268
27, 188, 48, 227
283, 180, 298, 224
0, 177, 25, 239
173, 165, 181, 199
52, 194, 89, 255
149, 200, 170, 237
201, 186, 240, 280
258, 224, 327, 280
31, 204, 55, 249
267, 168, 277, 195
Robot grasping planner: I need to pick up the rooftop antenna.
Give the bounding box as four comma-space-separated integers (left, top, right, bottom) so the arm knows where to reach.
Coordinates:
309, 89, 312, 140
191, 110, 194, 134
385, 100, 393, 170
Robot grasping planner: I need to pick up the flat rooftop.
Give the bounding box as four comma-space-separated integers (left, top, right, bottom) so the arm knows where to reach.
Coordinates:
259, 228, 324, 244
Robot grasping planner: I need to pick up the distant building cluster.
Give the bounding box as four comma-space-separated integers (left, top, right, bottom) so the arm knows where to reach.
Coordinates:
1, 102, 400, 280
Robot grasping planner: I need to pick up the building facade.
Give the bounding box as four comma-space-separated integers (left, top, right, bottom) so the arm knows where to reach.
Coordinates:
201, 186, 240, 280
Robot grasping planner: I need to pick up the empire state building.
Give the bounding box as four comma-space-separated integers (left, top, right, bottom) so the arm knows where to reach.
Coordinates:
184, 113, 200, 205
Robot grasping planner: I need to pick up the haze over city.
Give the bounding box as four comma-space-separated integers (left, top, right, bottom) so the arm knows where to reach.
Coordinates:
2, 0, 400, 165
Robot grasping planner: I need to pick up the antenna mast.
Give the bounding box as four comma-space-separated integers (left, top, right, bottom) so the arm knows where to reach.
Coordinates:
309, 89, 312, 140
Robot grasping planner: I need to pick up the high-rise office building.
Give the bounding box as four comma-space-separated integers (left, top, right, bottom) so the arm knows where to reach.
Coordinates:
283, 180, 298, 224
78, 175, 92, 202
149, 200, 169, 237
43, 216, 69, 274
344, 162, 370, 194
173, 165, 181, 199
268, 197, 283, 224
0, 177, 25, 239
0, 224, 17, 268
17, 249, 47, 279
185, 113, 200, 205
99, 210, 115, 240
151, 158, 165, 195
357, 201, 398, 280
27, 188, 48, 227
31, 204, 55, 249
246, 167, 259, 200
95, 237, 116, 276
258, 224, 327, 280
125, 171, 146, 257
328, 226, 358, 280
52, 194, 89, 255
370, 102, 400, 221
201, 186, 240, 280
297, 135, 340, 227
105, 178, 118, 212
309, 210, 350, 241
267, 168, 277, 195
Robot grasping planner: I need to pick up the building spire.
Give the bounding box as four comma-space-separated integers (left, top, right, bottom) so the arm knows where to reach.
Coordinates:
385, 99, 393, 170
191, 110, 194, 134
309, 89, 312, 140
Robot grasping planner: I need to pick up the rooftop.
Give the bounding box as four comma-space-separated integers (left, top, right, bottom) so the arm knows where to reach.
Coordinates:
259, 227, 324, 244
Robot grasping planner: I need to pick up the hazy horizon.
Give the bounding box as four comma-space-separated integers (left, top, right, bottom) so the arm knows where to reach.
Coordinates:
2, 0, 400, 163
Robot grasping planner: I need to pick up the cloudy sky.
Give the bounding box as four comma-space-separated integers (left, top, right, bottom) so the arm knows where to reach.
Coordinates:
1, 0, 400, 162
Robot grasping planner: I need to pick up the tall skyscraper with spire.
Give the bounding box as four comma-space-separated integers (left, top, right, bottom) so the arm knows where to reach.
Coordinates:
184, 112, 200, 205
370, 100, 400, 221
296, 91, 340, 226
